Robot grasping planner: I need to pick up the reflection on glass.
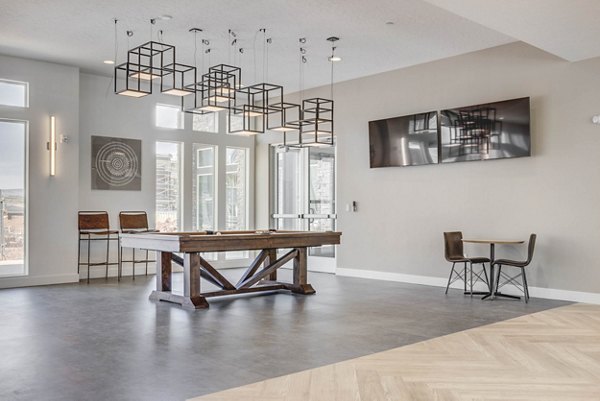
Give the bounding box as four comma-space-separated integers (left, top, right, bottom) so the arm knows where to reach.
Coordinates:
440, 97, 530, 163
155, 141, 182, 232
0, 120, 26, 276
369, 111, 438, 168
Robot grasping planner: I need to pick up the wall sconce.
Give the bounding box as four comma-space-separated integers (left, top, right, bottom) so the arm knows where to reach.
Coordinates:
48, 115, 57, 176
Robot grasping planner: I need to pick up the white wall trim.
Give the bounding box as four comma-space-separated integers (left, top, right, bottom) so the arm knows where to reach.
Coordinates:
0, 273, 80, 289
336, 268, 600, 304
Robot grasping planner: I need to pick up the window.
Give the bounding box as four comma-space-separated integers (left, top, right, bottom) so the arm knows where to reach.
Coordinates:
0, 80, 28, 108
225, 147, 248, 230
193, 144, 217, 231
155, 104, 183, 129
155, 142, 182, 232
226, 147, 248, 259
192, 113, 219, 133
0, 120, 27, 276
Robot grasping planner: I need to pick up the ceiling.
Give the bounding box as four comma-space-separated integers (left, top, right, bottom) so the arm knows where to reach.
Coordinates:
0, 1, 597, 92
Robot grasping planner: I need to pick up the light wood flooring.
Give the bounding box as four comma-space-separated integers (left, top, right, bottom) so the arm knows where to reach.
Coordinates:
189, 303, 600, 401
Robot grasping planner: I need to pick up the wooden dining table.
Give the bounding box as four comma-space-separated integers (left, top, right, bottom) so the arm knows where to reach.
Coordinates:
462, 239, 524, 300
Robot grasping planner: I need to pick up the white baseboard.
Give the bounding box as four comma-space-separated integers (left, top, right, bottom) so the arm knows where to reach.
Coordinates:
0, 273, 80, 289
336, 268, 600, 304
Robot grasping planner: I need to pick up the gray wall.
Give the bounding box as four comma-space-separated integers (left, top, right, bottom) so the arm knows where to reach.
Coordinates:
79, 73, 256, 277
256, 42, 600, 295
0, 55, 80, 288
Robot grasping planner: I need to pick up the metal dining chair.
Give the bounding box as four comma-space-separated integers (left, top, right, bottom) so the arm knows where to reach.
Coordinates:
492, 234, 537, 303
444, 231, 490, 296
118, 211, 158, 280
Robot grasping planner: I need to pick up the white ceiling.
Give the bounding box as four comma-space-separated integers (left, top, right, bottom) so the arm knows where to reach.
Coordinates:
423, 0, 600, 62
0, 0, 514, 92
1, 1, 598, 92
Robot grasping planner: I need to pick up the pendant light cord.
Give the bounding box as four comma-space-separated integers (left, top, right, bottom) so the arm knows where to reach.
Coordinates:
113, 19, 118, 64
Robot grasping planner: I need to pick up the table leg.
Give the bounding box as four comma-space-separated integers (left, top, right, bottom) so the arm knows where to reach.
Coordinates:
266, 249, 277, 281
157, 251, 172, 292
290, 247, 315, 295
183, 253, 209, 309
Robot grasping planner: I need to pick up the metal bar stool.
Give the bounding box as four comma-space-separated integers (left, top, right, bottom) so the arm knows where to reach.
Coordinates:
118, 211, 157, 281
78, 211, 120, 283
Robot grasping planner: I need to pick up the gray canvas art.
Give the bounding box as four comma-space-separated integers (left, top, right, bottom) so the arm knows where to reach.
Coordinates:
91, 135, 141, 190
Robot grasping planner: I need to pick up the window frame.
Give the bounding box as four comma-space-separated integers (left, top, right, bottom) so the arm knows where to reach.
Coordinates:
155, 103, 184, 130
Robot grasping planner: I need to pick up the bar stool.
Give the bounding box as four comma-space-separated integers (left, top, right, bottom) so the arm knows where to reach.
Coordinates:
78, 211, 120, 283
118, 211, 157, 280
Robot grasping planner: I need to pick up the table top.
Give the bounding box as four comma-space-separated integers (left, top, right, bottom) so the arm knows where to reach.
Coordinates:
120, 230, 342, 253
462, 239, 524, 245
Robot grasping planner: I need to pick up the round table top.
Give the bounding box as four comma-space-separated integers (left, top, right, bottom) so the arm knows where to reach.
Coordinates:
462, 239, 524, 245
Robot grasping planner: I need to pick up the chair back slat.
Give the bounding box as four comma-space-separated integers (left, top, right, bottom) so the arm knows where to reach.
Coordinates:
444, 231, 464, 261
78, 211, 110, 231
119, 211, 149, 231
526, 233, 537, 264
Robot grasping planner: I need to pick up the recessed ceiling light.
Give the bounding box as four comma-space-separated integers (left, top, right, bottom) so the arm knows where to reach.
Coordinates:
103, 60, 115, 65
328, 56, 342, 62
159, 14, 173, 20
385, 21, 395, 25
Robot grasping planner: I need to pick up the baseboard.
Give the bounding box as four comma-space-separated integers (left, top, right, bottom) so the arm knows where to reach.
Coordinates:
336, 268, 600, 304
0, 273, 80, 289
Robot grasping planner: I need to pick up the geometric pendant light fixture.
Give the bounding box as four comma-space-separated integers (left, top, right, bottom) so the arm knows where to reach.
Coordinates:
113, 19, 338, 146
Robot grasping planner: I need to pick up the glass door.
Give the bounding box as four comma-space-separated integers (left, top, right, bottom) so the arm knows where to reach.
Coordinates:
0, 120, 27, 277
271, 145, 336, 272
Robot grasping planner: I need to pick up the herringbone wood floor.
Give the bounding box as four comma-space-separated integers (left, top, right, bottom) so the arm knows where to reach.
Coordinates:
189, 304, 600, 401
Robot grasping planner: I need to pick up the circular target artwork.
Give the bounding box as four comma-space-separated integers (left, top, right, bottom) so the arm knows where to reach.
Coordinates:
91, 136, 142, 190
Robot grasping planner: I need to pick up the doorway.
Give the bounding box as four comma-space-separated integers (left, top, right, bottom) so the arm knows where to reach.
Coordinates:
271, 145, 336, 272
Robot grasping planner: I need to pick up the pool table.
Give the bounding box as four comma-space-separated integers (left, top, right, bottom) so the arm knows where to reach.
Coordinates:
119, 230, 342, 309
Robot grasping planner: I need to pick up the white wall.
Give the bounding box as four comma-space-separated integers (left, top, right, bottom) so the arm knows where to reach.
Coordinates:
79, 73, 255, 278
0, 55, 80, 288
256, 42, 600, 297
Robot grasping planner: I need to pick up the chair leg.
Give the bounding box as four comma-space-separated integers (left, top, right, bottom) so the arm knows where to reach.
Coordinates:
469, 262, 474, 297
482, 263, 490, 289
522, 268, 530, 303
463, 262, 467, 292
105, 236, 110, 280
77, 235, 81, 274
118, 237, 122, 282
445, 262, 456, 294
132, 248, 136, 281
86, 234, 91, 284
495, 265, 502, 294
145, 249, 149, 276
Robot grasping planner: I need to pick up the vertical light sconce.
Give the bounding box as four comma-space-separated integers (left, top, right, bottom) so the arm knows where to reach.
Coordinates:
48, 115, 57, 176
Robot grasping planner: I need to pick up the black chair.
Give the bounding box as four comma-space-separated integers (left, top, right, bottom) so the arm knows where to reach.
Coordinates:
492, 234, 536, 303
118, 211, 158, 280
444, 231, 490, 296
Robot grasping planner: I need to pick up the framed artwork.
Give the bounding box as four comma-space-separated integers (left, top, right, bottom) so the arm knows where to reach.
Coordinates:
91, 135, 141, 190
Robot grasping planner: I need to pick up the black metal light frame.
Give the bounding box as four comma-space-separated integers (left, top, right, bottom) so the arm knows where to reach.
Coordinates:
288, 98, 334, 147
161, 62, 196, 97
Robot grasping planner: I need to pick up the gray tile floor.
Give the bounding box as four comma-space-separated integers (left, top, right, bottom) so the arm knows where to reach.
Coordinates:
0, 270, 569, 401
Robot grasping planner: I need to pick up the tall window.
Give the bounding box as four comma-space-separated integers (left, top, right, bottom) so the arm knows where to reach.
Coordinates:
192, 113, 218, 133
0, 80, 28, 108
155, 142, 182, 232
193, 144, 217, 231
225, 147, 248, 230
0, 120, 27, 276
155, 104, 183, 129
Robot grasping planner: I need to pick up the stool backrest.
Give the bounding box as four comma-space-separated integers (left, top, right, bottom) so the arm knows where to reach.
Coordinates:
444, 231, 464, 261
78, 211, 110, 231
526, 233, 537, 265
119, 211, 149, 231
